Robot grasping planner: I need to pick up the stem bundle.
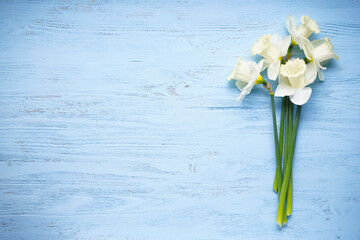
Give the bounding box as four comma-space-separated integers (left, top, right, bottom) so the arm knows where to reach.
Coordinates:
269, 93, 301, 227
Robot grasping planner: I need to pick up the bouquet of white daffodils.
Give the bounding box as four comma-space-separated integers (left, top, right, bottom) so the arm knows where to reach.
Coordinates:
228, 15, 338, 227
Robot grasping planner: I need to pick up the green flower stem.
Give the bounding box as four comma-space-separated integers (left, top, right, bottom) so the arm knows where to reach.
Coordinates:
286, 44, 296, 61
264, 82, 288, 225
286, 173, 293, 216
279, 98, 286, 167
273, 168, 278, 192
276, 105, 301, 227
288, 101, 293, 153
284, 99, 292, 171
278, 99, 294, 225
281, 98, 291, 225
273, 97, 286, 192
269, 92, 282, 195
286, 101, 294, 216
283, 98, 289, 172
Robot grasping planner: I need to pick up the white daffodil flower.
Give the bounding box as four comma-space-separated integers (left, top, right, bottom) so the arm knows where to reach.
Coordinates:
275, 58, 317, 105
286, 15, 320, 60
309, 37, 339, 80
228, 58, 264, 102
251, 34, 291, 80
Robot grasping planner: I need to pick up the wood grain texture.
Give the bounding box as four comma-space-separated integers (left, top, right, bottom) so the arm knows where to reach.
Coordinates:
0, 0, 359, 239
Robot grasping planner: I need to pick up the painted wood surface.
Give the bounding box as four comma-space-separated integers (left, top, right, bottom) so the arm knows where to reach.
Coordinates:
0, 0, 359, 239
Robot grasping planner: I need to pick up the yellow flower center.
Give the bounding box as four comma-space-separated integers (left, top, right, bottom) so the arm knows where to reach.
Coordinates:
255, 75, 265, 84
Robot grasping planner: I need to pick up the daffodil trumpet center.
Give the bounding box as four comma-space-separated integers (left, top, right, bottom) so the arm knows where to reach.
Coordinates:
312, 37, 339, 64
280, 59, 307, 89
252, 35, 281, 61
261, 45, 281, 62
260, 44, 280, 61
298, 16, 320, 38
297, 25, 313, 38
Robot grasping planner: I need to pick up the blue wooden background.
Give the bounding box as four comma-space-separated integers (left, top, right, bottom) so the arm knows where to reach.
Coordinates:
0, 0, 359, 239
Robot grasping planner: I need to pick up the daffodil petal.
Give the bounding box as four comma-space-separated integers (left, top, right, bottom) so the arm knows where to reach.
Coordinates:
280, 35, 291, 56
237, 92, 246, 102
235, 80, 248, 90
248, 61, 259, 76
311, 39, 324, 49
275, 83, 296, 97
257, 59, 264, 73
271, 34, 283, 51
289, 87, 312, 105
237, 79, 256, 102
302, 39, 313, 60
261, 59, 271, 71
305, 61, 317, 86
316, 59, 326, 70
318, 69, 324, 81
278, 72, 291, 85
286, 15, 297, 35
268, 59, 281, 81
